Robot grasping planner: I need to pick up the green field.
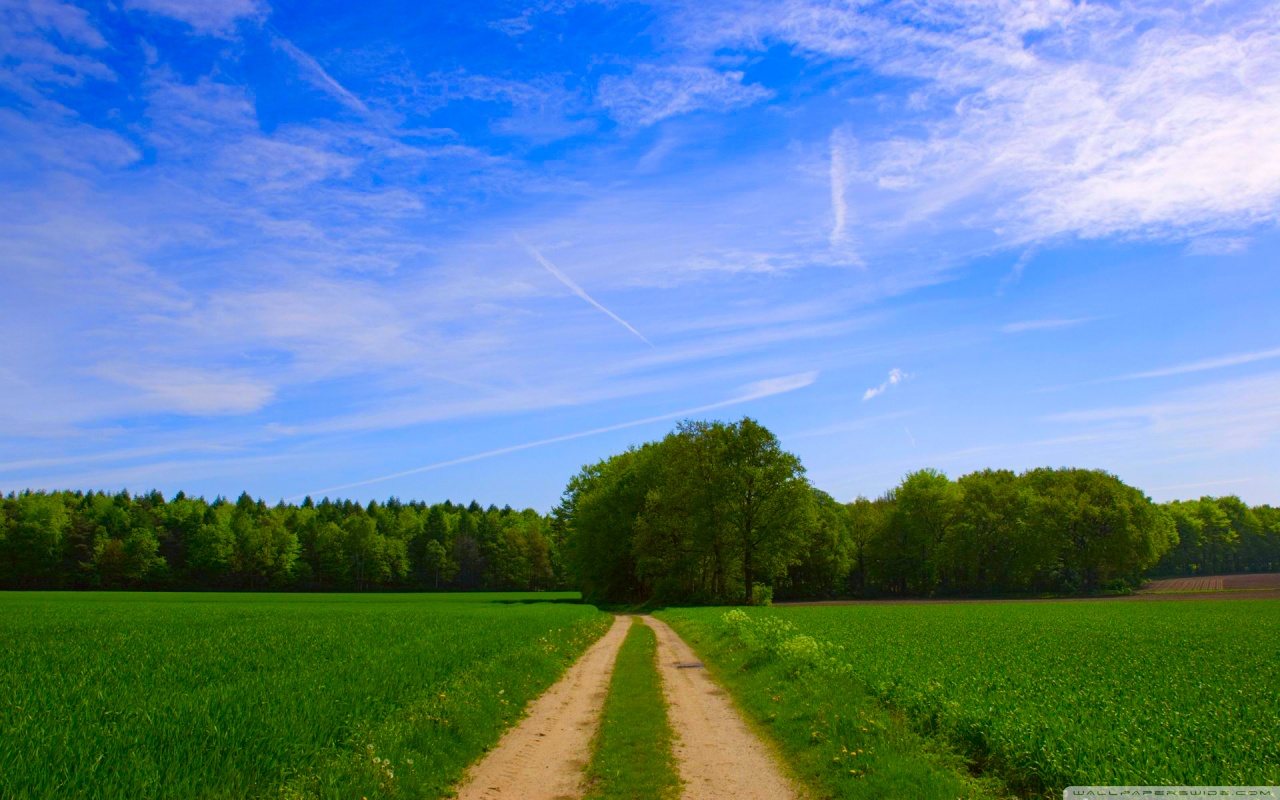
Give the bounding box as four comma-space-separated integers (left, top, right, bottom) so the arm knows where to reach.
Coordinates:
0, 592, 609, 799
661, 600, 1280, 797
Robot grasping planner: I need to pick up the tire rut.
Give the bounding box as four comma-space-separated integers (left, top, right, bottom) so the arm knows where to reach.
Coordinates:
455, 615, 629, 800
642, 615, 803, 800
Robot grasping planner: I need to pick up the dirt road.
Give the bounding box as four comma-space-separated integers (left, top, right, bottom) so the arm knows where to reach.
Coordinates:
642, 615, 802, 800
455, 615, 630, 800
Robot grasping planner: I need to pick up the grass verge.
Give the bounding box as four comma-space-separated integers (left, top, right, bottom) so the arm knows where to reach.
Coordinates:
584, 617, 680, 800
657, 609, 1012, 800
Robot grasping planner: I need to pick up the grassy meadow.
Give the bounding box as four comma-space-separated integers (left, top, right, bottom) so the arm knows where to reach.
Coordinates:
584, 618, 679, 800
661, 599, 1280, 797
0, 592, 608, 799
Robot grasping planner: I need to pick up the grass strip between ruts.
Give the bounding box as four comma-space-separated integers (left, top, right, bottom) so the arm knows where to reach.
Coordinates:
657, 610, 1014, 800
583, 617, 680, 800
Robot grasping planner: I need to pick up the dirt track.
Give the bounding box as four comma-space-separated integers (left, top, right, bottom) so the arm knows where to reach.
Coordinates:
642, 615, 802, 800
455, 615, 629, 800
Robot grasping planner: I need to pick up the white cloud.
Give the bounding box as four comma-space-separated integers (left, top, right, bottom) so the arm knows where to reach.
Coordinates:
93, 365, 275, 416
1001, 317, 1095, 334
862, 367, 906, 401
1046, 372, 1280, 453
597, 65, 772, 126
691, 1, 1280, 248
1185, 236, 1250, 256
828, 127, 850, 246
0, 0, 114, 107
1119, 346, 1280, 381
123, 0, 267, 36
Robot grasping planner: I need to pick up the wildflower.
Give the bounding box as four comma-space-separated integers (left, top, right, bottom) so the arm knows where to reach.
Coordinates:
406, 759, 414, 766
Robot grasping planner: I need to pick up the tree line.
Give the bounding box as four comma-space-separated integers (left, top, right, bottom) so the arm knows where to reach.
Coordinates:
0, 490, 571, 591
4, 417, 1278, 599
559, 418, 1280, 604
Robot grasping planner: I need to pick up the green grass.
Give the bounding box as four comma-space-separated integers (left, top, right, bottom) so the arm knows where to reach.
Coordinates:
657, 609, 1009, 800
584, 618, 679, 800
0, 591, 608, 799
661, 599, 1280, 797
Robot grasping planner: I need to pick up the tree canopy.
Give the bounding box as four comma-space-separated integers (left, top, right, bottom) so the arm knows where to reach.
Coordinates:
0, 491, 569, 592
3, 416, 1275, 599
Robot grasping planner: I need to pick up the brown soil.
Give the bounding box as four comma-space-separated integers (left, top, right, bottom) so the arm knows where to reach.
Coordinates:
1143, 572, 1280, 591
642, 615, 803, 800
1222, 572, 1280, 589
455, 615, 630, 800
1143, 576, 1224, 591
779, 574, 1280, 607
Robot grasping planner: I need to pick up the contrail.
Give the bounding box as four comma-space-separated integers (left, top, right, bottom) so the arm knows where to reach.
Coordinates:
518, 236, 653, 346
270, 32, 368, 113
829, 129, 849, 246
291, 371, 818, 500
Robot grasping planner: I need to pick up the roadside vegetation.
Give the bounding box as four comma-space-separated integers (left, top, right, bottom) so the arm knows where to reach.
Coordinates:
662, 601, 1280, 796
584, 618, 679, 800
0, 592, 609, 799
655, 609, 1010, 799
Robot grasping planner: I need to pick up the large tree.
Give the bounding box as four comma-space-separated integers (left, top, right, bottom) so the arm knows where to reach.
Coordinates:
562, 417, 815, 605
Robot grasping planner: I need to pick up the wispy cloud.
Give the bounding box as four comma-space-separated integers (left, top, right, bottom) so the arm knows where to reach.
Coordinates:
518, 237, 653, 346
1001, 317, 1096, 334
1185, 236, 1250, 256
684, 1, 1280, 249
294, 371, 818, 498
1146, 478, 1254, 494
1119, 346, 1280, 381
1045, 372, 1280, 454
783, 409, 915, 441
123, 0, 267, 37
862, 367, 906, 401
596, 64, 772, 126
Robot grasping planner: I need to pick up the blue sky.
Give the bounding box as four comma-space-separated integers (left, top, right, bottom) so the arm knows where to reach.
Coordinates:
2, 0, 1278, 509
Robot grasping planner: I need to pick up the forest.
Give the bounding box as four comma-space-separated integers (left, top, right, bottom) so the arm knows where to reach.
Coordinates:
559, 418, 1280, 603
0, 492, 569, 592
2, 417, 1278, 599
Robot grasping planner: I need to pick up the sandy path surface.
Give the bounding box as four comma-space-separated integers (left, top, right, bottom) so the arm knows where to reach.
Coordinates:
456, 615, 629, 800
642, 616, 802, 800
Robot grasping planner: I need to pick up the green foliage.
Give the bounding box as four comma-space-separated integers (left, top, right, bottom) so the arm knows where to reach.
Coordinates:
584, 619, 679, 800
659, 610, 1006, 799
855, 468, 1178, 597
1154, 496, 1280, 576
0, 592, 608, 799
562, 417, 815, 605
560, 420, 1184, 603
678, 601, 1280, 795
0, 490, 571, 592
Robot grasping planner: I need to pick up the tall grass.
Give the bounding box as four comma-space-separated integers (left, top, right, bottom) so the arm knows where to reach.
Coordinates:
663, 600, 1280, 796
0, 592, 609, 799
